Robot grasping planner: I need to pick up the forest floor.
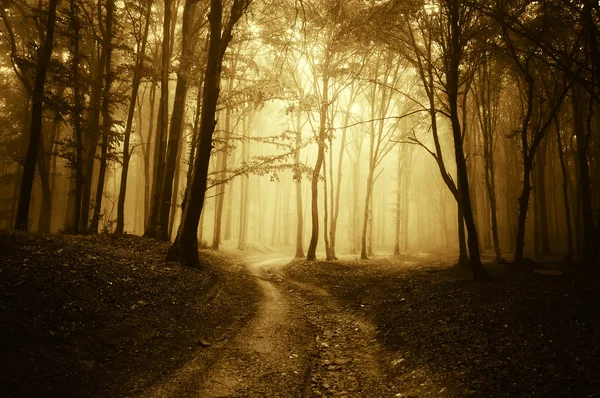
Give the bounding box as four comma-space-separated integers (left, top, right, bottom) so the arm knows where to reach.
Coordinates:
284, 253, 600, 397
1, 231, 600, 397
0, 230, 260, 397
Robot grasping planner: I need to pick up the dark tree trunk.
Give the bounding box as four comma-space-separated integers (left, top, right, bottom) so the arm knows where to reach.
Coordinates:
306, 69, 329, 261
145, 0, 172, 238
70, 0, 84, 234
36, 117, 54, 233
115, 0, 152, 234
446, 1, 489, 281
294, 103, 304, 257
572, 82, 596, 265
143, 79, 157, 229
89, 0, 114, 234
14, 0, 59, 231
157, 0, 197, 240
168, 0, 248, 266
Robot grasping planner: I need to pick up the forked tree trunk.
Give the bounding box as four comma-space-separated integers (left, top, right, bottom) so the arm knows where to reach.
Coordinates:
447, 2, 490, 281
14, 0, 58, 231
168, 0, 248, 266
306, 68, 330, 261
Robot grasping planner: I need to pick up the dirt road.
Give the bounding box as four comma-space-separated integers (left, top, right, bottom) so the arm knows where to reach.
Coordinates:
143, 254, 393, 397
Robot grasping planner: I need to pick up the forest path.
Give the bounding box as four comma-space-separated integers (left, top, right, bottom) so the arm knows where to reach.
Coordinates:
142, 253, 392, 397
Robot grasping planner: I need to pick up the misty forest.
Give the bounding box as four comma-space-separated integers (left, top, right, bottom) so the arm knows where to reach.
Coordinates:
1, 0, 600, 396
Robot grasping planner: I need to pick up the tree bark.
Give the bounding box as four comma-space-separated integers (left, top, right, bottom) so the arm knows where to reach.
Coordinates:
168, 0, 248, 266
89, 0, 114, 234
294, 101, 304, 257
145, 0, 172, 238
157, 0, 197, 240
14, 0, 59, 231
446, 1, 489, 281
306, 67, 329, 261
115, 0, 152, 234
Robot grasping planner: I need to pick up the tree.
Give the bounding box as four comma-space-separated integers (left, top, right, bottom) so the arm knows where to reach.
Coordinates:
114, 0, 153, 234
14, 0, 60, 231
168, 0, 251, 267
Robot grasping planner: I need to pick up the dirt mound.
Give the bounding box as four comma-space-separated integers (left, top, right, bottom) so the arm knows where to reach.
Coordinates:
0, 231, 259, 397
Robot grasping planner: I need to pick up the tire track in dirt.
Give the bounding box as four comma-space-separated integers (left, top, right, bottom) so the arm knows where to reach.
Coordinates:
142, 255, 395, 397
277, 272, 395, 397
196, 256, 315, 397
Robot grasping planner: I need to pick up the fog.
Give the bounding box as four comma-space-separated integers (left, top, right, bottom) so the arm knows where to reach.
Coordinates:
0, 0, 591, 270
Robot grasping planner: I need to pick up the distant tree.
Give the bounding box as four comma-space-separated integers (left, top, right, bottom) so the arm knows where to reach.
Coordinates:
114, 0, 153, 234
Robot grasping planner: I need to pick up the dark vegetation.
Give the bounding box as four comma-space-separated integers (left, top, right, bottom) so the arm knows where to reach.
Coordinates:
285, 256, 600, 397
0, 230, 259, 397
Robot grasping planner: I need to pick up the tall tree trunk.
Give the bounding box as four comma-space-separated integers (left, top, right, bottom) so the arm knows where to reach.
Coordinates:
447, 1, 489, 280
168, 0, 247, 266
394, 145, 403, 255
145, 0, 172, 238
323, 155, 332, 260
168, 143, 183, 239
212, 65, 235, 250
89, 0, 114, 234
157, 0, 197, 240
80, 28, 108, 233
68, 1, 84, 233
237, 113, 250, 250
36, 117, 53, 233
294, 102, 304, 257
555, 117, 574, 263
536, 138, 552, 255
143, 80, 157, 229
115, 0, 152, 234
14, 0, 58, 231
572, 82, 595, 265
306, 67, 329, 261
330, 87, 357, 258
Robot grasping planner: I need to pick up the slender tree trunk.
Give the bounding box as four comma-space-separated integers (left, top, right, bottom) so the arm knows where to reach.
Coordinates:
14, 0, 58, 231
157, 0, 197, 240
555, 117, 574, 263
80, 32, 107, 233
89, 0, 114, 234
447, 2, 489, 280
323, 155, 332, 260
168, 133, 184, 239
36, 118, 52, 233
68, 2, 84, 233
394, 145, 403, 255
237, 113, 250, 250
572, 82, 595, 265
294, 103, 304, 257
143, 80, 157, 229
168, 0, 247, 266
306, 68, 329, 261
145, 0, 172, 238
536, 138, 552, 255
115, 0, 152, 234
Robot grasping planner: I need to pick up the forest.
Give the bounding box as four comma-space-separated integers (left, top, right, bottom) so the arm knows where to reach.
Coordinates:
1, 0, 600, 274
2, 0, 600, 396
